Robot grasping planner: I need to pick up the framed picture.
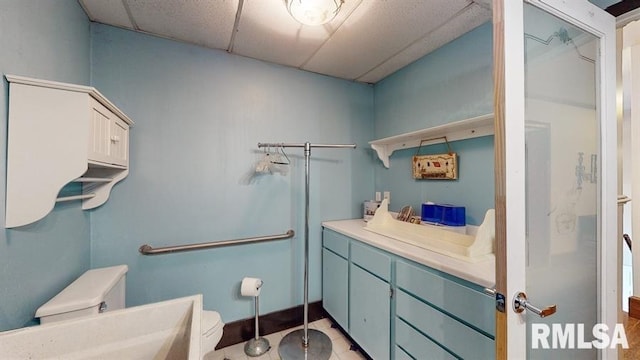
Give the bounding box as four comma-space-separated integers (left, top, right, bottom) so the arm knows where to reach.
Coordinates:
412, 153, 457, 180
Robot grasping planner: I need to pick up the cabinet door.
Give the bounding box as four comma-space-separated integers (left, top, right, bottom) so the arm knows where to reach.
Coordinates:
89, 97, 129, 167
349, 264, 390, 360
322, 248, 348, 330
88, 98, 113, 165
109, 117, 129, 167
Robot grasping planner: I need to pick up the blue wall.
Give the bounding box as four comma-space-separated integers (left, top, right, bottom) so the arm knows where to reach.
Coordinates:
0, 0, 91, 331
88, 24, 374, 322
373, 23, 494, 225
0, 2, 493, 331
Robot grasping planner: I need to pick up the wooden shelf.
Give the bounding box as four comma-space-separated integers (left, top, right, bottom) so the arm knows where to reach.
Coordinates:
369, 113, 494, 168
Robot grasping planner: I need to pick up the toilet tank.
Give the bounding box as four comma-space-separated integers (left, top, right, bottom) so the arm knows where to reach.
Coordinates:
35, 265, 128, 324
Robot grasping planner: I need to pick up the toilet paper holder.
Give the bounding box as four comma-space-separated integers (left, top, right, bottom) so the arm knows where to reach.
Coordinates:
241, 277, 263, 297
241, 277, 269, 357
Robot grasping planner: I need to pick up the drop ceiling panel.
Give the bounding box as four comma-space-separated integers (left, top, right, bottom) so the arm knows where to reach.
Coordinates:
232, 0, 363, 69
125, 0, 238, 49
302, 0, 474, 81
80, 0, 134, 30
78, 1, 630, 84
357, 3, 491, 83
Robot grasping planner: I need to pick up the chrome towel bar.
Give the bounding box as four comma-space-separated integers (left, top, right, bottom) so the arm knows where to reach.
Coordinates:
139, 230, 295, 255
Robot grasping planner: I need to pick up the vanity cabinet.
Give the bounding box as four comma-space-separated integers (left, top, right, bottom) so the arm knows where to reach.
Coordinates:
5, 75, 134, 228
349, 242, 391, 360
322, 227, 495, 360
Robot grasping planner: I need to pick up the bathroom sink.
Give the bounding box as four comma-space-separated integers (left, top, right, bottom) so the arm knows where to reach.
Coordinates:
365, 200, 495, 262
0, 295, 202, 359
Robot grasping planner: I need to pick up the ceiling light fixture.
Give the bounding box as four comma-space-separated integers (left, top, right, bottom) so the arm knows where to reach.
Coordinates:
286, 0, 344, 26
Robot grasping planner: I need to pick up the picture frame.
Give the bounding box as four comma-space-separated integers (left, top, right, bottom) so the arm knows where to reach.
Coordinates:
412, 153, 457, 179
412, 137, 458, 180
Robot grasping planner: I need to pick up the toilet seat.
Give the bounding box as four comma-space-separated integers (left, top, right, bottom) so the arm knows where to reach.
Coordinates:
202, 310, 223, 337
201, 310, 224, 356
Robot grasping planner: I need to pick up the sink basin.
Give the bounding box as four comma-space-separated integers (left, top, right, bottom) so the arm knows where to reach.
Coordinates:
0, 295, 202, 359
365, 199, 495, 262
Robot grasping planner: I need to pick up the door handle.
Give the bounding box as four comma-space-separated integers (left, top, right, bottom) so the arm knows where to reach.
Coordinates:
513, 292, 556, 318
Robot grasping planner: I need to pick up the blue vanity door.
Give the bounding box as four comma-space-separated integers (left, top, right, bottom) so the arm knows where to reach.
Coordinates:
322, 247, 348, 330
349, 263, 390, 360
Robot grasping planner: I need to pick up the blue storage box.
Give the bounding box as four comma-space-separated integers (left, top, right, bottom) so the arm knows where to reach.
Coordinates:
421, 203, 466, 226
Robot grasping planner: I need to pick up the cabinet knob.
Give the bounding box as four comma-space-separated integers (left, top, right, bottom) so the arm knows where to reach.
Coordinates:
110, 135, 120, 142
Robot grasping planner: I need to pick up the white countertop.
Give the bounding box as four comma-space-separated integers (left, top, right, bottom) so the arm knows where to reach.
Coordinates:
322, 219, 496, 288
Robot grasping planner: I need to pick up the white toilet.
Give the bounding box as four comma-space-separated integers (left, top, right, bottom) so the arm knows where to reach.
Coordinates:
35, 265, 224, 357
201, 309, 224, 355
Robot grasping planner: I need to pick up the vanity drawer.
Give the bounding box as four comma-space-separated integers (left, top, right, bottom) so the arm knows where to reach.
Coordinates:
396, 259, 494, 336
395, 345, 413, 360
351, 241, 391, 281
322, 229, 349, 258
396, 290, 494, 360
395, 318, 456, 360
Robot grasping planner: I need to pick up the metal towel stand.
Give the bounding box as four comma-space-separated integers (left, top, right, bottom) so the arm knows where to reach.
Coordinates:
257, 142, 356, 360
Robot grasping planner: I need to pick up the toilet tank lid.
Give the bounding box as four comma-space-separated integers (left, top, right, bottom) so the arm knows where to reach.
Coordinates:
35, 265, 128, 318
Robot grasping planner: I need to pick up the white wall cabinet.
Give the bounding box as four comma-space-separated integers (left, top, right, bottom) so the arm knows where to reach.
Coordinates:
5, 75, 134, 228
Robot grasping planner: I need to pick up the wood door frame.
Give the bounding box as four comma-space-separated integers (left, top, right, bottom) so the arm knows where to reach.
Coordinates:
492, 0, 509, 357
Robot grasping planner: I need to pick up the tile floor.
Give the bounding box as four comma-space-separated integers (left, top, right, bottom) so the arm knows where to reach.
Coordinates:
207, 312, 640, 359
205, 318, 368, 360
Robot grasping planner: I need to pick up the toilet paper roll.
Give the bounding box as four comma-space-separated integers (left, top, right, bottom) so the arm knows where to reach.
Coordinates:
241, 277, 263, 297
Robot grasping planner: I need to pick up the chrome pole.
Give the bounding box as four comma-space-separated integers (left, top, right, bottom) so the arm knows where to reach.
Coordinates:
255, 295, 260, 340
261, 141, 355, 360
303, 142, 311, 346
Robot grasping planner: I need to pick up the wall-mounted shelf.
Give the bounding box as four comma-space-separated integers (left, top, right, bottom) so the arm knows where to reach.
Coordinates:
5, 75, 134, 228
369, 113, 494, 168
